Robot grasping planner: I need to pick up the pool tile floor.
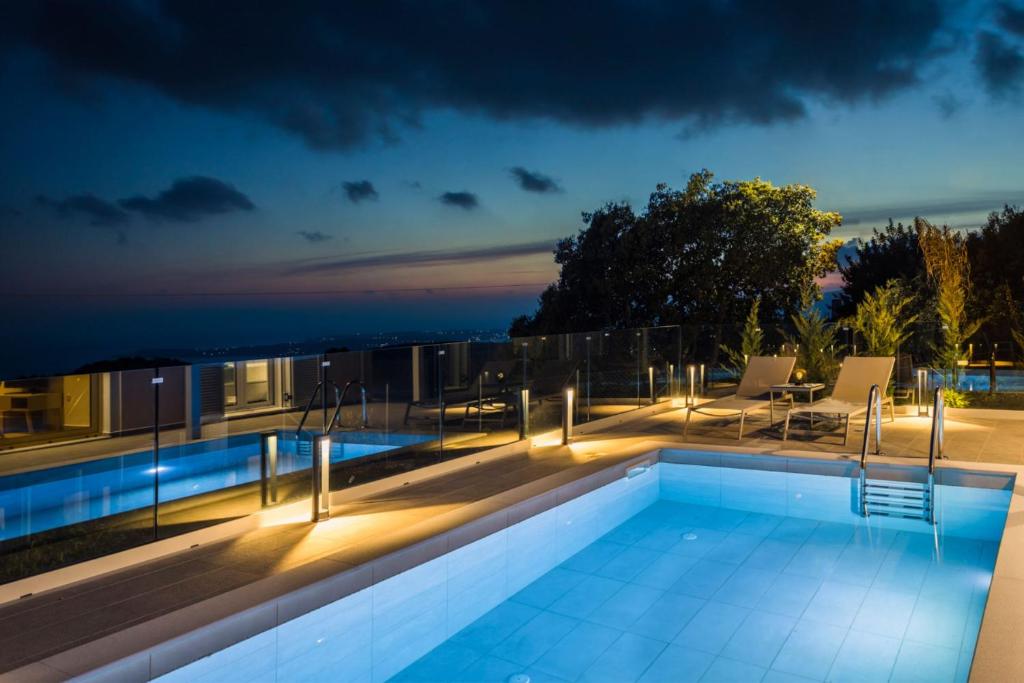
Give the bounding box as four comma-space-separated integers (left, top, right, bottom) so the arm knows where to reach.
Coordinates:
393, 500, 996, 683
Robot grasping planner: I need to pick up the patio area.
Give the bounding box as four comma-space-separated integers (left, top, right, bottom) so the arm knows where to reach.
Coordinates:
1, 400, 1022, 680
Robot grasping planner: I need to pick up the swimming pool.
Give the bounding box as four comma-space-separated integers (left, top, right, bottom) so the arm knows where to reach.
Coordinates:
956, 367, 1024, 392
0, 430, 433, 542
155, 451, 1011, 683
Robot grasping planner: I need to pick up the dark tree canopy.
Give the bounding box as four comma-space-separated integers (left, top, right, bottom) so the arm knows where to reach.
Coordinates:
968, 207, 1024, 312
510, 171, 842, 336
968, 206, 1024, 342
835, 221, 927, 318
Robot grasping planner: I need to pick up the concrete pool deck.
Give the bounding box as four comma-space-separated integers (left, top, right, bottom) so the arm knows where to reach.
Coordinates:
1, 401, 1023, 681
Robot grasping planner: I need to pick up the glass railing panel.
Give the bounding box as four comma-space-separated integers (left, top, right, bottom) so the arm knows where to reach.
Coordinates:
438, 339, 521, 459
153, 356, 315, 540
516, 332, 574, 435
579, 329, 642, 423
318, 344, 443, 493
0, 367, 157, 584
644, 326, 682, 403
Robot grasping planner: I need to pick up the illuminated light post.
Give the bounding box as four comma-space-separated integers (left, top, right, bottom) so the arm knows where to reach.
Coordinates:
260, 431, 278, 506
312, 434, 331, 521
648, 366, 656, 404
562, 387, 574, 444
686, 364, 698, 407
519, 388, 530, 439
917, 369, 929, 417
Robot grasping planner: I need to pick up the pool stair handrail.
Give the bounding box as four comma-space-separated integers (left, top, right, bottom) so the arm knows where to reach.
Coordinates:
329, 379, 369, 432
859, 383, 884, 468
295, 379, 343, 437
929, 386, 944, 473
858, 383, 935, 523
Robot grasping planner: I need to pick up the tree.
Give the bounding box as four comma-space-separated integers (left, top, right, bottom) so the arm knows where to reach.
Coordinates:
967, 206, 1024, 344
845, 280, 919, 357
917, 218, 983, 382
835, 221, 927, 318
719, 297, 764, 378
787, 292, 840, 384
510, 171, 843, 342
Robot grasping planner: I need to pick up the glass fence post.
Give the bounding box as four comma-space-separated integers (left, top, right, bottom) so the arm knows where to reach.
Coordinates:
519, 388, 530, 439
585, 336, 592, 421
151, 368, 163, 540
437, 347, 445, 458
635, 331, 642, 407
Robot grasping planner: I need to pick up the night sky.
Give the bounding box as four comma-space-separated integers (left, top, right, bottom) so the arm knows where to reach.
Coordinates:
2, 1, 1024, 376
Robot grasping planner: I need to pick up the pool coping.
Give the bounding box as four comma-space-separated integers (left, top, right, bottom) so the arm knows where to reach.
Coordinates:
3, 434, 1022, 682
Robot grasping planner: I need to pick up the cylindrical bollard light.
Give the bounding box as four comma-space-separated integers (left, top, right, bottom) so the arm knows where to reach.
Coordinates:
312, 434, 331, 522
260, 431, 278, 506
699, 363, 706, 397
668, 363, 675, 397
648, 366, 656, 404
686, 364, 698, 407
519, 388, 530, 440
562, 387, 574, 445
917, 369, 929, 416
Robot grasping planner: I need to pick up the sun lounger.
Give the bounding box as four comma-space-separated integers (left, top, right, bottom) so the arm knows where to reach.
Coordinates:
783, 356, 896, 445
684, 356, 796, 440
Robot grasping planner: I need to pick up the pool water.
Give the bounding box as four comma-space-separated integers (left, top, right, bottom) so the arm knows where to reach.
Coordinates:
397, 500, 994, 682
956, 367, 1024, 393
0, 430, 433, 541
156, 457, 1010, 683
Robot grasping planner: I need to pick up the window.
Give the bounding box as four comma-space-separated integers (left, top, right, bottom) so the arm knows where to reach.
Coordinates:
223, 360, 274, 411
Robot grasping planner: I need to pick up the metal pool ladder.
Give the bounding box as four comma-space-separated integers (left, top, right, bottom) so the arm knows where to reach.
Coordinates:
858, 385, 940, 524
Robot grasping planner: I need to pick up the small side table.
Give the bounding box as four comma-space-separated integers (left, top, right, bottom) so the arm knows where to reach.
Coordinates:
771, 383, 825, 429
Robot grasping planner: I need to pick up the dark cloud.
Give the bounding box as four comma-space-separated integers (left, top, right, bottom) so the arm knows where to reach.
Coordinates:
296, 239, 553, 275
439, 191, 479, 210
2, 1, 956, 149
342, 180, 378, 203
36, 193, 129, 226
510, 167, 563, 194
297, 230, 332, 243
975, 31, 1024, 98
119, 176, 255, 222
998, 2, 1024, 36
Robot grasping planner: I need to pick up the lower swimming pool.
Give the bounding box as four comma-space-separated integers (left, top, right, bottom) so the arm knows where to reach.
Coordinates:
0, 430, 434, 541
156, 450, 1012, 683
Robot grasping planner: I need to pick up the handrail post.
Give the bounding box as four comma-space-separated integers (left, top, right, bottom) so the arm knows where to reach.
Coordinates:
929, 386, 944, 474
327, 380, 370, 434
860, 384, 882, 469
859, 383, 881, 517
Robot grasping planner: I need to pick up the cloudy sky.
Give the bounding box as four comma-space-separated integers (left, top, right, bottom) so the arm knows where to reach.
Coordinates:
2, 1, 1024, 374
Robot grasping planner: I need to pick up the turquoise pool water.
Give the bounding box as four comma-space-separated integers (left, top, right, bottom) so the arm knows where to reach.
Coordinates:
0, 430, 433, 541
158, 455, 1011, 683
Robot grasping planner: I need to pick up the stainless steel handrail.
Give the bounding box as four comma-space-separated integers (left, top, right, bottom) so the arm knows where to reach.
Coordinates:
859, 383, 882, 516
295, 380, 342, 436
929, 386, 944, 474
329, 379, 369, 432
859, 383, 883, 469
